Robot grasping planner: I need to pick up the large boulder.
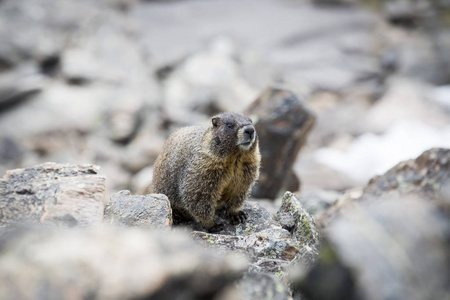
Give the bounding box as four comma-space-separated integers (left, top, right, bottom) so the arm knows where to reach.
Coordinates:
317, 147, 450, 228
245, 87, 316, 199
293, 197, 450, 300
360, 147, 450, 212
0, 162, 105, 229
297, 147, 450, 300
0, 225, 248, 300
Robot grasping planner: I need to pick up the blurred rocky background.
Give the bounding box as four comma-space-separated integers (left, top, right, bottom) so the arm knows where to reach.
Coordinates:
1, 0, 450, 299
1, 0, 450, 195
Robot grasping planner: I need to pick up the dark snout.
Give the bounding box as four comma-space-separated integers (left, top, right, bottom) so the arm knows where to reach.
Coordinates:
243, 125, 255, 140
238, 124, 256, 150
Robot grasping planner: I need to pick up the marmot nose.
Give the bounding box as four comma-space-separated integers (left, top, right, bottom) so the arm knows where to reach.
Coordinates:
244, 126, 255, 139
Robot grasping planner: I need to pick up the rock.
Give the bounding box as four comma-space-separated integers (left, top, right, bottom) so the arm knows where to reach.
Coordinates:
296, 189, 341, 217
361, 147, 450, 213
284, 169, 301, 194
316, 148, 450, 229
377, 0, 450, 30
106, 108, 143, 145
0, 0, 95, 67
0, 64, 45, 111
129, 165, 154, 195
193, 229, 297, 274
0, 162, 105, 229
134, 0, 378, 92
104, 190, 172, 230
160, 36, 259, 126
371, 0, 450, 84
294, 197, 450, 300
275, 192, 320, 249
0, 225, 248, 300
236, 272, 292, 300
364, 79, 449, 133
0, 0, 160, 195
192, 197, 319, 276
294, 151, 360, 192
120, 130, 166, 174
290, 239, 359, 300
187, 200, 282, 235
0, 136, 24, 167
315, 122, 450, 184
245, 87, 316, 199
313, 0, 356, 5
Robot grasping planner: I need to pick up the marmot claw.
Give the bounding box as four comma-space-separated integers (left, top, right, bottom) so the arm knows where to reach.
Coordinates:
230, 211, 247, 225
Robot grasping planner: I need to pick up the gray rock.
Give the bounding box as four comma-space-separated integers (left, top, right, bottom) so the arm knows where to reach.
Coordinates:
295, 197, 450, 300
0, 64, 45, 111
369, 0, 450, 84
361, 147, 450, 213
296, 147, 450, 300
105, 108, 143, 145
317, 148, 450, 229
104, 190, 172, 230
173, 200, 279, 235
275, 192, 320, 249
0, 225, 248, 300
133, 0, 378, 92
192, 228, 297, 276
0, 0, 95, 66
245, 87, 316, 199
192, 198, 319, 276
157, 36, 260, 128
0, 136, 24, 166
296, 190, 341, 216
120, 130, 166, 174
236, 272, 292, 300
0, 162, 105, 229
0, 0, 160, 195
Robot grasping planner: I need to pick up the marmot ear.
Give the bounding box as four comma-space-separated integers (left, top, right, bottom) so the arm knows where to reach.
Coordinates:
212, 117, 219, 127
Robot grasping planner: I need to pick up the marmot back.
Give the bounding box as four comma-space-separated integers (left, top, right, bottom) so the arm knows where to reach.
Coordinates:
149, 112, 261, 230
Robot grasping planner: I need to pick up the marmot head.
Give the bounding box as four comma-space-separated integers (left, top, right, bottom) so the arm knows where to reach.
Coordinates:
209, 112, 257, 157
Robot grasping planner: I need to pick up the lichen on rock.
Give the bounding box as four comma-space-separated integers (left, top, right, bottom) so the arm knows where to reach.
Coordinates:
275, 191, 320, 248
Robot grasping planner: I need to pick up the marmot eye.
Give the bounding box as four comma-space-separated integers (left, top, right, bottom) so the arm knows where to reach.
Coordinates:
226, 123, 233, 128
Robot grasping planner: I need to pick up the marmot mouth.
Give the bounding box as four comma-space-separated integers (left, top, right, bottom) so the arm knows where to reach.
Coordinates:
238, 141, 253, 150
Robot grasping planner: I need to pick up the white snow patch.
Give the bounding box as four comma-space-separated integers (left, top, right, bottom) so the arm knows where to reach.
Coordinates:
314, 120, 450, 183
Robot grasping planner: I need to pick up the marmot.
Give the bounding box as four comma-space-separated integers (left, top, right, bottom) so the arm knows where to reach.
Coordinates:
148, 112, 261, 230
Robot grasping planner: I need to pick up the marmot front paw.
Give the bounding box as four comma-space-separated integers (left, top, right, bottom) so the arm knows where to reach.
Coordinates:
229, 211, 247, 225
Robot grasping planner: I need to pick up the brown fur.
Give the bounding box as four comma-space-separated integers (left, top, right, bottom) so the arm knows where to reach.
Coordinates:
148, 112, 261, 228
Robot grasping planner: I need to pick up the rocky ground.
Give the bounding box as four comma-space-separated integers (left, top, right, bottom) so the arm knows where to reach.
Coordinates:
0, 0, 450, 299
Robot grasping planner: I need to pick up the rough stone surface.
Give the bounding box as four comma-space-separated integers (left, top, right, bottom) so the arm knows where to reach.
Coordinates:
275, 192, 320, 248
104, 190, 172, 230
192, 196, 319, 276
0, 225, 248, 300
374, 0, 450, 84
298, 148, 450, 300
361, 147, 450, 213
296, 190, 341, 217
294, 198, 450, 300
236, 272, 292, 300
0, 0, 161, 193
0, 64, 44, 111
0, 162, 105, 229
173, 200, 277, 235
317, 148, 450, 228
245, 87, 316, 199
